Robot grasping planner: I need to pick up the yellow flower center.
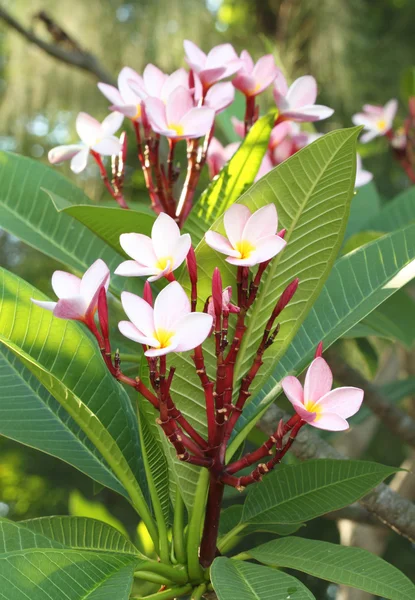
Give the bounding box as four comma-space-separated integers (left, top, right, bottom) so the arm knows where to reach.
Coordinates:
304, 400, 323, 421
154, 328, 175, 349
235, 239, 255, 259
169, 123, 184, 137
377, 118, 387, 131
134, 104, 142, 121
155, 256, 173, 272
248, 82, 262, 96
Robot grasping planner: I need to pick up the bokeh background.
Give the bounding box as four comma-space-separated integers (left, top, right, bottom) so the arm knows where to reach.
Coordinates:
0, 1, 414, 598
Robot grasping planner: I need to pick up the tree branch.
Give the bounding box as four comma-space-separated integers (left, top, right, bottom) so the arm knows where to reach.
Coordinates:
327, 349, 415, 449
259, 404, 415, 542
0, 7, 115, 85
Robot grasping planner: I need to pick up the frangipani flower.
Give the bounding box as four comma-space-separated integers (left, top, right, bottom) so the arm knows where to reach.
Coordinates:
352, 100, 398, 143
205, 204, 286, 267
48, 112, 123, 173
207, 286, 240, 323
128, 65, 190, 104
98, 67, 144, 120
144, 86, 215, 139
282, 357, 364, 431
355, 154, 373, 188
233, 51, 278, 97
206, 137, 240, 178
119, 281, 213, 357
273, 74, 334, 122
196, 80, 235, 114
184, 40, 241, 88
115, 213, 191, 282
31, 259, 110, 322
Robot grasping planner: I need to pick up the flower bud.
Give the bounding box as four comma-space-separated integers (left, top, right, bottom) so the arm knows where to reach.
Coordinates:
186, 246, 197, 286
314, 341, 323, 358
143, 281, 153, 306
212, 268, 223, 319
98, 286, 109, 339
273, 277, 299, 319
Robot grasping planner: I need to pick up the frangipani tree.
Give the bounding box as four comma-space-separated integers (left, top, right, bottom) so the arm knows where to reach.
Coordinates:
0, 38, 414, 600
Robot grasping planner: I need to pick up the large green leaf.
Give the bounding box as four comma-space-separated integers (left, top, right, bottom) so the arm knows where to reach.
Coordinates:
211, 557, 315, 600
0, 151, 128, 297
344, 181, 381, 241
184, 111, 276, 244
0, 267, 147, 503
242, 460, 395, 526
367, 186, 415, 232
0, 517, 140, 600
48, 192, 155, 256
0, 345, 125, 497
248, 537, 415, 600
232, 223, 415, 451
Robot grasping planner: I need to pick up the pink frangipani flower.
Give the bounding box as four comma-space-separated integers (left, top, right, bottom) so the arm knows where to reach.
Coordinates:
98, 67, 144, 120
128, 64, 190, 104
352, 99, 398, 143
48, 112, 123, 173
31, 259, 110, 322
205, 203, 286, 267
233, 50, 279, 97
115, 213, 191, 282
355, 154, 373, 188
206, 137, 240, 178
273, 73, 334, 122
195, 79, 235, 114
282, 357, 364, 431
144, 86, 215, 139
119, 281, 213, 357
184, 40, 242, 88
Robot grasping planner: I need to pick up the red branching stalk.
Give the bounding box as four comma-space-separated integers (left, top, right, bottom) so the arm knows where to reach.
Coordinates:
91, 150, 129, 209
133, 120, 163, 213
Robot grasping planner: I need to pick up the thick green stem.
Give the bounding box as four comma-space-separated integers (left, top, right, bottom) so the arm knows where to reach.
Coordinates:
187, 470, 209, 580
217, 523, 245, 554
191, 583, 207, 600
173, 488, 187, 564
133, 571, 170, 585
130, 583, 193, 600
137, 402, 170, 564
135, 561, 188, 585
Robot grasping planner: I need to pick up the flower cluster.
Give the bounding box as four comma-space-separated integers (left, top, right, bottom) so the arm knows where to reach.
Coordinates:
31, 202, 363, 565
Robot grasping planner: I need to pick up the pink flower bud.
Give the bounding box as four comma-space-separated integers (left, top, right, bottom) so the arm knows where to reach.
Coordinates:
212, 268, 223, 319
315, 341, 323, 358
98, 287, 109, 339
277, 228, 286, 239
143, 281, 153, 306
273, 278, 299, 318
186, 246, 198, 286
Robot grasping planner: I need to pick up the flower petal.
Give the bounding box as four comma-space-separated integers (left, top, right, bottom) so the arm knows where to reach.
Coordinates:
144, 97, 168, 133
224, 204, 252, 247
360, 129, 378, 143
383, 98, 398, 128
315, 386, 364, 419
143, 64, 168, 98
167, 86, 194, 126
80, 259, 110, 307
174, 312, 213, 352
199, 67, 227, 87
205, 231, 240, 257
31, 299, 57, 313
304, 357, 333, 403
242, 204, 278, 243
118, 320, 158, 346
205, 82, 235, 113
273, 71, 288, 99
178, 107, 215, 138
118, 67, 143, 104
114, 260, 157, 277
171, 234, 192, 269
183, 40, 207, 72
240, 49, 254, 72
145, 342, 179, 357
100, 111, 124, 136
269, 122, 291, 148
153, 281, 190, 333
92, 136, 122, 156
119, 233, 157, 266
76, 112, 101, 145
51, 271, 81, 299
53, 297, 88, 320
206, 43, 239, 70
151, 213, 181, 260
252, 55, 278, 89
286, 76, 317, 108
98, 83, 123, 105
48, 144, 84, 164
70, 148, 90, 174
121, 291, 155, 338
161, 68, 189, 102
281, 105, 334, 122
248, 235, 286, 264
310, 413, 349, 431
282, 375, 304, 406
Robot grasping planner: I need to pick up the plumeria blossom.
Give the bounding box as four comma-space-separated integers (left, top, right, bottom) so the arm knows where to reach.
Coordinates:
195, 78, 235, 114
115, 213, 191, 282
128, 64, 190, 103
119, 281, 213, 357
282, 357, 364, 431
48, 112, 123, 173
98, 67, 145, 120
355, 154, 373, 188
205, 203, 286, 266
233, 50, 278, 97
144, 86, 215, 139
352, 100, 398, 143
273, 73, 334, 122
31, 259, 110, 322
184, 40, 242, 88
206, 137, 240, 178
207, 286, 239, 325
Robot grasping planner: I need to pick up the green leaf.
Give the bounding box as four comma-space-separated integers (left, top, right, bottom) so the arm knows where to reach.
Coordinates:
48, 191, 155, 255
184, 111, 276, 244
346, 289, 415, 348
232, 224, 415, 451
367, 186, 415, 232
211, 557, 315, 600
343, 181, 381, 242
401, 65, 415, 104
0, 344, 126, 497
341, 230, 384, 256
219, 505, 301, 538
242, 460, 396, 526
0, 151, 128, 297
248, 537, 415, 600
68, 490, 129, 537
0, 517, 140, 600
0, 267, 147, 503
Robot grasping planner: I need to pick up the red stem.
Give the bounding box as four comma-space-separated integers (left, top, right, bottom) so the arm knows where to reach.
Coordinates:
91, 151, 128, 208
